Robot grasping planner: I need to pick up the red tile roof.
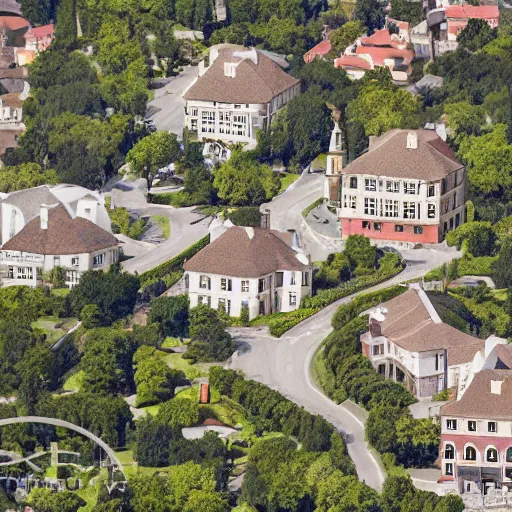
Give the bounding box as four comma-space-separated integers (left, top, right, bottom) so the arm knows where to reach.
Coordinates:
24, 23, 54, 39
361, 29, 393, 46
304, 40, 332, 63
445, 5, 499, 19
388, 18, 410, 30
334, 55, 372, 70
0, 15, 29, 31
355, 44, 414, 66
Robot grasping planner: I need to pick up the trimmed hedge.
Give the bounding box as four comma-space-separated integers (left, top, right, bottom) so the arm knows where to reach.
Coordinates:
228, 207, 261, 227
139, 235, 210, 286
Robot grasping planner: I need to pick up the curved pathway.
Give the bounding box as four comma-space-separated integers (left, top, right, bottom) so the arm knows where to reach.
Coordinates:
0, 417, 124, 475
230, 250, 459, 491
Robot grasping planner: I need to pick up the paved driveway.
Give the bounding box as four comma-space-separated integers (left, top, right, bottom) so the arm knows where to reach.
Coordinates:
145, 66, 199, 136
229, 251, 459, 491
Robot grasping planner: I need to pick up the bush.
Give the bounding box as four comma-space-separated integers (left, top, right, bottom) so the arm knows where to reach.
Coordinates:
229, 207, 261, 227
432, 389, 449, 401
445, 221, 497, 257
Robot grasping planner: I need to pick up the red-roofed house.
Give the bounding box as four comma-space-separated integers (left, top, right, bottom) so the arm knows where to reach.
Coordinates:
24, 23, 54, 52
303, 39, 332, 63
335, 28, 414, 82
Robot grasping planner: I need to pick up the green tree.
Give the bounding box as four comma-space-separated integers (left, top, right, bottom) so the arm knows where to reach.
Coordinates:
27, 488, 85, 512
175, 0, 195, 27
127, 132, 181, 189
81, 304, 102, 329
329, 21, 364, 56
381, 474, 417, 512
134, 416, 173, 467
445, 222, 497, 256
0, 163, 58, 193
344, 234, 377, 269
389, 0, 423, 25
355, 0, 384, 35
227, 0, 259, 23
444, 101, 485, 145
148, 295, 189, 338
183, 490, 229, 512
157, 398, 200, 427
458, 18, 498, 52
492, 237, 512, 288
55, 0, 77, 49
213, 151, 279, 206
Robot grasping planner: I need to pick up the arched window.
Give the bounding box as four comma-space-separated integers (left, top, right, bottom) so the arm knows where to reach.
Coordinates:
486, 447, 499, 463
465, 446, 477, 461
445, 444, 455, 460
507, 447, 512, 463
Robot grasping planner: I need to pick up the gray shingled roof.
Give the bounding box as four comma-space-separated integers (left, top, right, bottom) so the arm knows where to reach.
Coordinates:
1, 186, 60, 223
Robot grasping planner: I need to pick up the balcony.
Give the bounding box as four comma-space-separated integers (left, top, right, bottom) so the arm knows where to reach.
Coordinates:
0, 251, 44, 264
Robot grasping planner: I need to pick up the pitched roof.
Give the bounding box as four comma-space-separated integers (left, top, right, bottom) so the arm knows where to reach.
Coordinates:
2, 204, 118, 255
184, 226, 309, 278
334, 55, 372, 70
304, 40, 332, 63
0, 91, 21, 107
1, 185, 57, 222
355, 44, 414, 66
445, 5, 499, 20
0, 0, 22, 16
0, 15, 29, 30
23, 23, 54, 38
183, 48, 299, 105
495, 344, 512, 369
361, 29, 394, 46
441, 370, 512, 421
340, 129, 463, 180
379, 288, 483, 356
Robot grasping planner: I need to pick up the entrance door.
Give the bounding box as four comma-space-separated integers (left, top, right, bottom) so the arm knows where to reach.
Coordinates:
259, 300, 265, 316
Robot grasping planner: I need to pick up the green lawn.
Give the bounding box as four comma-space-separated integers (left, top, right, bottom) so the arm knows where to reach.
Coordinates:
51, 288, 70, 297
491, 288, 508, 302
113, 449, 175, 478
161, 337, 184, 348
32, 316, 78, 345
151, 215, 171, 239
279, 172, 299, 193
63, 370, 85, 392
158, 352, 209, 380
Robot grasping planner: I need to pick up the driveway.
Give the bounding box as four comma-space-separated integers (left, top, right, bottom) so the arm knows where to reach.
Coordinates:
145, 66, 199, 136
229, 251, 459, 491
121, 205, 210, 274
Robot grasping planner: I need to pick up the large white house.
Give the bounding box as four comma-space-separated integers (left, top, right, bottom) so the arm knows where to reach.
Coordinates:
0, 185, 117, 287
183, 45, 300, 149
184, 226, 312, 319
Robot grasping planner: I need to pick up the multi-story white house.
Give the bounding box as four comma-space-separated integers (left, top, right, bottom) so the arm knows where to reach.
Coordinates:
183, 45, 300, 149
183, 226, 312, 319
328, 129, 466, 245
361, 284, 484, 398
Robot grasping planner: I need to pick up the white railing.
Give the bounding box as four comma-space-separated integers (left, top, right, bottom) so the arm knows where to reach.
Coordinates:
0, 252, 44, 264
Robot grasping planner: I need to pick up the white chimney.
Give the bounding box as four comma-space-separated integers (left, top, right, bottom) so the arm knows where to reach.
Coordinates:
40, 205, 49, 230
406, 132, 418, 149
491, 380, 503, 395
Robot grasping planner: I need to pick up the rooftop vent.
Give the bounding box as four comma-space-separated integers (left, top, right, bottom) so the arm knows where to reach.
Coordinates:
406, 132, 418, 149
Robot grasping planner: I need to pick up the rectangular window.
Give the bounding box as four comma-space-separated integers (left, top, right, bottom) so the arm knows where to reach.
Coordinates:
468, 420, 477, 432
428, 184, 435, 197
290, 272, 296, 285
395, 225, 404, 232
428, 204, 436, 219
289, 293, 297, 306
404, 182, 417, 194
344, 195, 356, 209
488, 421, 497, 433
218, 298, 231, 315
362, 221, 370, 229
445, 463, 453, 476
372, 344, 384, 355
71, 256, 79, 267
349, 177, 358, 189
447, 419, 457, 431
364, 197, 376, 216
386, 181, 400, 193
374, 222, 382, 231
365, 178, 377, 191
302, 272, 309, 286
66, 270, 79, 284
191, 107, 198, 117
200, 275, 211, 290
258, 278, 266, 293
220, 278, 232, 291
384, 200, 399, 218
241, 280, 249, 292
453, 192, 457, 210
403, 202, 416, 219
233, 115, 248, 136
275, 272, 284, 288
414, 226, 423, 235
198, 295, 211, 307
92, 254, 103, 267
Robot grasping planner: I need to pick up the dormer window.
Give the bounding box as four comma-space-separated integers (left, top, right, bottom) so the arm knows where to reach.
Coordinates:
224, 62, 237, 78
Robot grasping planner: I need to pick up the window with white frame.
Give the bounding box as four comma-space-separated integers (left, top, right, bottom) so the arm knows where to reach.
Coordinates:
349, 177, 358, 189
66, 270, 79, 284
465, 446, 477, 460
386, 181, 400, 193
446, 419, 457, 431
445, 444, 455, 459
364, 197, 376, 216
218, 111, 232, 135
290, 272, 296, 285
92, 254, 104, 266
344, 195, 356, 209
404, 182, 417, 194
486, 447, 498, 463
302, 272, 309, 287
488, 421, 497, 433
241, 280, 249, 292
199, 275, 211, 290
468, 420, 477, 432
428, 184, 435, 197
71, 256, 79, 267
233, 115, 248, 136
384, 200, 399, 217
445, 463, 453, 476
427, 204, 436, 219
218, 298, 231, 315
365, 178, 377, 191
198, 295, 211, 306
190, 107, 198, 117
403, 202, 416, 219
221, 278, 232, 291
289, 293, 297, 306
201, 111, 215, 133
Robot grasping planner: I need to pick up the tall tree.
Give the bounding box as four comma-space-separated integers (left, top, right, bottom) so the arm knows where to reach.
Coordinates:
355, 0, 384, 35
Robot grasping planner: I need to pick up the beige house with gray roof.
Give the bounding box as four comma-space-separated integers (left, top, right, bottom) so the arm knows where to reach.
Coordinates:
183, 45, 300, 149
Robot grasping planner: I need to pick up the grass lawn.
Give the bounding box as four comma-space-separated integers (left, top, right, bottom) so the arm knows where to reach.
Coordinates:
151, 215, 171, 239
491, 288, 507, 302
32, 316, 78, 345
161, 337, 184, 348
113, 449, 175, 478
51, 288, 70, 297
63, 370, 85, 392
279, 172, 299, 193
158, 352, 209, 380
76, 468, 108, 512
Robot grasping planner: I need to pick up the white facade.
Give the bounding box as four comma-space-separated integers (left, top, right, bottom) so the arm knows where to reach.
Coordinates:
186, 268, 312, 320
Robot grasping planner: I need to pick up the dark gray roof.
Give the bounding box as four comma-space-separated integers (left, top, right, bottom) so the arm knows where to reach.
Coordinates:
1, 186, 60, 222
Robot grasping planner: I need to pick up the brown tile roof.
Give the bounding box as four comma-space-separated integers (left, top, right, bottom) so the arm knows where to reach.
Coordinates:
0, 0, 22, 16
0, 128, 18, 155
495, 344, 512, 369
341, 129, 463, 181
183, 226, 308, 278
2, 204, 118, 254
0, 92, 22, 107
0, 66, 26, 79
183, 48, 300, 105
380, 289, 483, 356
0, 15, 29, 31
441, 370, 512, 421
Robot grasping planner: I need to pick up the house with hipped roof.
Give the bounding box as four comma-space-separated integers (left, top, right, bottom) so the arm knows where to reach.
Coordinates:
183, 226, 312, 319
183, 44, 300, 150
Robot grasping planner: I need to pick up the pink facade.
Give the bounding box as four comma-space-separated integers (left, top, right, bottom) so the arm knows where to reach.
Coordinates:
341, 218, 440, 243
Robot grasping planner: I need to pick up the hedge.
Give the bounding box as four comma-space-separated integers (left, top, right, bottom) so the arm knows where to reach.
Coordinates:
228, 207, 261, 227
302, 198, 323, 218
424, 255, 498, 281
139, 235, 210, 287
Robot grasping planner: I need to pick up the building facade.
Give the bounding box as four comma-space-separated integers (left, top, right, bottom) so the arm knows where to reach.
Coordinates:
183, 45, 300, 149
23, 23, 54, 53
184, 226, 312, 320
331, 129, 466, 244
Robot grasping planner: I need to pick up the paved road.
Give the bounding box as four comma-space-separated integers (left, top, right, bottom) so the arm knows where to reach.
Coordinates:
121, 205, 210, 274
145, 66, 199, 136
230, 250, 459, 491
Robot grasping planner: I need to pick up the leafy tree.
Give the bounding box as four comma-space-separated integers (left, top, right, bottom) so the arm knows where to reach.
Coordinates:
315, 252, 352, 288
329, 21, 364, 56
355, 0, 384, 35
344, 234, 377, 269
19, 0, 56, 25
381, 474, 417, 512
127, 132, 181, 189
148, 295, 190, 338
445, 221, 497, 256
134, 416, 173, 467
0, 163, 58, 193
183, 490, 229, 512
458, 18, 498, 52
366, 405, 404, 453
389, 0, 423, 25
128, 473, 171, 512
492, 237, 512, 288
214, 151, 279, 206
168, 430, 227, 465
69, 269, 140, 326
27, 488, 85, 512
81, 304, 102, 329
249, 16, 308, 55
157, 398, 200, 427
55, 0, 77, 50
175, 0, 195, 27
228, 0, 259, 23
444, 101, 485, 145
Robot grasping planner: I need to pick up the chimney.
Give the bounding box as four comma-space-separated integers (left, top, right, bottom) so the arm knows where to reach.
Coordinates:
406, 132, 418, 149
40, 205, 49, 230
491, 380, 503, 395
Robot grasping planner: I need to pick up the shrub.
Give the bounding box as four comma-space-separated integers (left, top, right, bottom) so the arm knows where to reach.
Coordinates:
432, 389, 449, 401
466, 200, 475, 222
445, 221, 497, 257
229, 207, 261, 227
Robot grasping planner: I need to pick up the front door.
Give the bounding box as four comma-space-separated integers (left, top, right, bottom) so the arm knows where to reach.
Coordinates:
259, 300, 265, 316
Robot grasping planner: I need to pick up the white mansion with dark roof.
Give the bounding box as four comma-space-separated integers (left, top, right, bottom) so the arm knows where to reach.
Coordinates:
183, 45, 300, 149
0, 185, 118, 287
183, 226, 312, 320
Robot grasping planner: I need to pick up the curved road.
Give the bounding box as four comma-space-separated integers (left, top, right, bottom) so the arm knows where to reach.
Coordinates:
230, 253, 459, 491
